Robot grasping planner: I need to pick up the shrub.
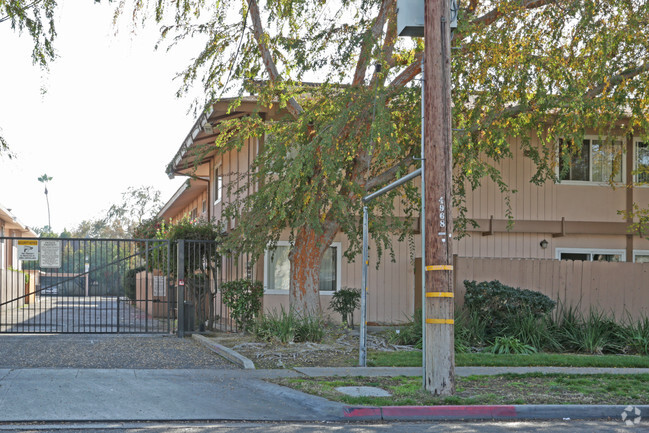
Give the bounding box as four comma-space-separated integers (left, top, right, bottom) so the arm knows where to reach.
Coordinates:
329, 287, 361, 329
252, 307, 325, 343
220, 279, 264, 331
619, 314, 649, 355
464, 280, 556, 338
455, 306, 488, 350
489, 336, 537, 355
387, 309, 423, 349
552, 304, 624, 354
123, 266, 146, 301
507, 310, 562, 352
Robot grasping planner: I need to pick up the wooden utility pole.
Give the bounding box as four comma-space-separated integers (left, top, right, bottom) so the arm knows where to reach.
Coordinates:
424, 0, 455, 395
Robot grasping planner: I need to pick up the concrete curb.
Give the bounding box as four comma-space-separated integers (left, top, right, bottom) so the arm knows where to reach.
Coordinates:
343, 404, 649, 421
192, 334, 255, 369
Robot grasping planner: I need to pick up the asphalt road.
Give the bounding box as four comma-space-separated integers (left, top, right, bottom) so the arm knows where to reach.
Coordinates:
0, 421, 644, 433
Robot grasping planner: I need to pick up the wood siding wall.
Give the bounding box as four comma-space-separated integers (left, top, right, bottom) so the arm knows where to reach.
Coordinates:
455, 256, 649, 319
455, 135, 649, 259
167, 190, 209, 225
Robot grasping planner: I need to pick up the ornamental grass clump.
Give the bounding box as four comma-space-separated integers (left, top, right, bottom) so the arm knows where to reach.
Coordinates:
329, 287, 361, 329
252, 307, 325, 343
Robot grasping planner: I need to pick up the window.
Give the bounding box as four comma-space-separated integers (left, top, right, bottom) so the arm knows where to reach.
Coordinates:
634, 251, 649, 263
214, 165, 223, 204
636, 141, 649, 184
264, 241, 342, 293
202, 200, 207, 214
190, 207, 198, 220
559, 138, 623, 183
556, 248, 625, 262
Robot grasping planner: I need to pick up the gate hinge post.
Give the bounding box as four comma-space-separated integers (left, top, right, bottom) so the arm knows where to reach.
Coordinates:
177, 239, 185, 338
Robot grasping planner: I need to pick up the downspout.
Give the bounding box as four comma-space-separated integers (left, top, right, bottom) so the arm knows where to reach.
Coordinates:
626, 133, 634, 262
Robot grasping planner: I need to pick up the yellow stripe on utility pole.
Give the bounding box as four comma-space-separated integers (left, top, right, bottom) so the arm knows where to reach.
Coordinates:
426, 319, 455, 325
425, 265, 453, 271
425, 292, 454, 298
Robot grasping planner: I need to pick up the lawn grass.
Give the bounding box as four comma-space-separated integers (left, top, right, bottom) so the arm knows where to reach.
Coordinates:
271, 373, 649, 406
368, 350, 649, 368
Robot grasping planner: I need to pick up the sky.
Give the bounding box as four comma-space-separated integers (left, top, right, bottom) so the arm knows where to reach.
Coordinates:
0, 0, 208, 233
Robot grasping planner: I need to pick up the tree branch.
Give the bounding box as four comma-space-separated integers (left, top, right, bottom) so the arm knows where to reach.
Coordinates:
352, 0, 391, 86
247, 0, 304, 119
364, 154, 417, 192
386, 51, 423, 96
585, 62, 649, 99
471, 0, 556, 27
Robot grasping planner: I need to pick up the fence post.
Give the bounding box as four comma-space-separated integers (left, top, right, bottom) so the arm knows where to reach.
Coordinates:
177, 240, 185, 338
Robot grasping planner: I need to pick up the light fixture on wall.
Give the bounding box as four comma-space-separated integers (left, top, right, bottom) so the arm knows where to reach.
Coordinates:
540, 239, 549, 249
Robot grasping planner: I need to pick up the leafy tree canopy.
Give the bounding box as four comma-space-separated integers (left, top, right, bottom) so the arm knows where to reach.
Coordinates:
124, 0, 648, 313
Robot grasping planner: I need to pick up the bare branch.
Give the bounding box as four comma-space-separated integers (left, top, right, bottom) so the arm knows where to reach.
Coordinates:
352, 0, 391, 86
247, 0, 304, 119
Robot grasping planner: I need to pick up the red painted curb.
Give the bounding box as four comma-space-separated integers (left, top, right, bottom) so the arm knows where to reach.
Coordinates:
343, 405, 518, 419
381, 405, 517, 418
343, 407, 381, 418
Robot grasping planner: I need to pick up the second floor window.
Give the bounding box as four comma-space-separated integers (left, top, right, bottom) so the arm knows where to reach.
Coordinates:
559, 138, 623, 183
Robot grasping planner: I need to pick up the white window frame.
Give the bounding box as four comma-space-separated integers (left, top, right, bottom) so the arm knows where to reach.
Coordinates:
635, 139, 649, 185
633, 250, 649, 263
214, 161, 223, 205
555, 247, 626, 262
558, 136, 625, 185
263, 240, 342, 295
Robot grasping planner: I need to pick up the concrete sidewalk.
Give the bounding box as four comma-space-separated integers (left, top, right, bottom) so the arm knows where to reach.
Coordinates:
1, 366, 648, 423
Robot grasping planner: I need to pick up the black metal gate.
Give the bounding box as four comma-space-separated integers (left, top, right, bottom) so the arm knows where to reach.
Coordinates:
0, 237, 175, 334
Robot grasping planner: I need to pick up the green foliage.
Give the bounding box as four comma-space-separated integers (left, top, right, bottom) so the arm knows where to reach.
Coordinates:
220, 279, 263, 331
252, 307, 325, 343
132, 216, 163, 240
619, 203, 649, 239
104, 186, 163, 237
123, 266, 147, 301
489, 336, 537, 355
144, 216, 223, 276
464, 280, 556, 338
329, 287, 361, 328
619, 315, 649, 356
506, 311, 562, 352
552, 305, 624, 355
386, 309, 423, 349
455, 307, 488, 351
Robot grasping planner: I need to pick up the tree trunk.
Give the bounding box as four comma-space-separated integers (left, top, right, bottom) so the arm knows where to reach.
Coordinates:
288, 225, 337, 316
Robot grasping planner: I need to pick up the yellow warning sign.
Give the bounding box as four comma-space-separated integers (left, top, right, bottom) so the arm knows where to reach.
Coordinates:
18, 240, 38, 246
17, 240, 39, 261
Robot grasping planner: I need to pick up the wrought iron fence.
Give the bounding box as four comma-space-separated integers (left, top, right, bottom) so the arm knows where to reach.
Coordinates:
0, 237, 174, 334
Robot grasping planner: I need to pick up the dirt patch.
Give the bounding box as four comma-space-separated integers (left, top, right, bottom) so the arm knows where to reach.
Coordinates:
206, 327, 411, 369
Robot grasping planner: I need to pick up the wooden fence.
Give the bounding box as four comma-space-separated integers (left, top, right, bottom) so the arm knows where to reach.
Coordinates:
454, 257, 649, 320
